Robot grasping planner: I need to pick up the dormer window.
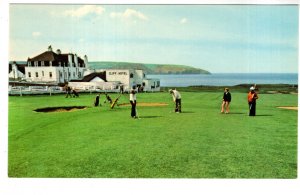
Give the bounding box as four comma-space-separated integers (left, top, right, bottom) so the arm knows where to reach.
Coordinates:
34, 61, 38, 67
59, 62, 61, 67
41, 61, 45, 66
28, 61, 31, 66
49, 61, 52, 66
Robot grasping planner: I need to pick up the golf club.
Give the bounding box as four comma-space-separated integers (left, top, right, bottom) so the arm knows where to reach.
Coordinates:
135, 105, 140, 119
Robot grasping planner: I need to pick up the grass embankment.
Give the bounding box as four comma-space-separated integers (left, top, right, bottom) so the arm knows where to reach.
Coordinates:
161, 84, 298, 94
8, 91, 297, 178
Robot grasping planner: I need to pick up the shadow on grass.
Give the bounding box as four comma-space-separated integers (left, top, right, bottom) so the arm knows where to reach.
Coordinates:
139, 116, 163, 118
250, 114, 273, 117
226, 112, 245, 115
172, 111, 195, 114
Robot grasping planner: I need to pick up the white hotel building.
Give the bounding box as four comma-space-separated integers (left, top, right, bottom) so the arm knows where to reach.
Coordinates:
9, 46, 160, 92
69, 69, 160, 92
25, 45, 88, 83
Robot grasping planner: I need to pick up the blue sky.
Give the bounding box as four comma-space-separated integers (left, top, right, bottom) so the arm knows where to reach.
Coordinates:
9, 4, 298, 73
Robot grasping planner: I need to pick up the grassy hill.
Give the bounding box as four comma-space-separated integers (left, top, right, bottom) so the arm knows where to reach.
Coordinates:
89, 61, 211, 74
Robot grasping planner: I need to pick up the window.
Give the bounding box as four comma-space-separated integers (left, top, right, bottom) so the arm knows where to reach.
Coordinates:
41, 61, 45, 66
156, 81, 160, 87
78, 72, 81, 77
28, 72, 31, 77
28, 61, 31, 66
49, 72, 52, 78
49, 61, 52, 66
60, 72, 63, 77
35, 72, 38, 77
59, 62, 61, 67
42, 71, 44, 76
68, 72, 70, 77
34, 61, 38, 67
130, 73, 134, 78
73, 72, 75, 78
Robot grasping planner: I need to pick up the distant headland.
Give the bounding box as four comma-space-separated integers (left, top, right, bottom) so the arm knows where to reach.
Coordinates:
89, 61, 211, 75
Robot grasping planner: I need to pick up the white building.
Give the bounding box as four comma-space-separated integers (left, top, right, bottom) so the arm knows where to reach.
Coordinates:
70, 69, 160, 92
25, 46, 88, 83
9, 61, 25, 80
9, 45, 160, 92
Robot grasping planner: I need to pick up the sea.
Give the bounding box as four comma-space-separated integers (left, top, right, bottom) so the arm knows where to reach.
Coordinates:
147, 73, 298, 87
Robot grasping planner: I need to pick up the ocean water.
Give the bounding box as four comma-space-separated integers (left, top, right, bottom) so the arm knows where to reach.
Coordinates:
147, 73, 298, 87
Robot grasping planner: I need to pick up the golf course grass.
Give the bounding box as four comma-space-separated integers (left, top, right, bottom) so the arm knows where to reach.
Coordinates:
8, 91, 297, 178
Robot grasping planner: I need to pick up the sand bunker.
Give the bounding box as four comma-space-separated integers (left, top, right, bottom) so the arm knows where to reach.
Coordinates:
118, 102, 168, 107
34, 106, 87, 113
277, 106, 298, 110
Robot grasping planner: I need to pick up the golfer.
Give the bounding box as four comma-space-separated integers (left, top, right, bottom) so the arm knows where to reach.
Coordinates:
248, 86, 259, 116
72, 88, 79, 97
169, 88, 182, 113
105, 93, 112, 104
65, 85, 72, 98
221, 88, 231, 114
130, 88, 137, 118
94, 94, 100, 107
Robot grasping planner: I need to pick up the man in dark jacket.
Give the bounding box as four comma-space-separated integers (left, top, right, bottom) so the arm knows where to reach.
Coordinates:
221, 88, 231, 114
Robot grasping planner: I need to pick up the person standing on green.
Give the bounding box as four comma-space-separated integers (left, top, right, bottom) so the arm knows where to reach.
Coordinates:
221, 88, 231, 114
130, 88, 137, 118
169, 88, 182, 113
248, 86, 259, 116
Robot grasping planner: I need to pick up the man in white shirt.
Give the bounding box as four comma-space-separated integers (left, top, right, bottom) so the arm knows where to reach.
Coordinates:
169, 88, 182, 113
130, 88, 137, 118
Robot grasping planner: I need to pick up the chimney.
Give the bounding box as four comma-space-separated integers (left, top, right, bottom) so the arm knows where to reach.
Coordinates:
48, 45, 52, 52
74, 54, 79, 67
68, 54, 73, 67
12, 61, 18, 79
84, 55, 88, 69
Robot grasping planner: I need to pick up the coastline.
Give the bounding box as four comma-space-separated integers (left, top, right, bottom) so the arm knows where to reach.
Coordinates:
161, 84, 298, 94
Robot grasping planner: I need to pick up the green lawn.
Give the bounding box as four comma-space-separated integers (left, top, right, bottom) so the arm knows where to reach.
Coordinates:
8, 91, 298, 178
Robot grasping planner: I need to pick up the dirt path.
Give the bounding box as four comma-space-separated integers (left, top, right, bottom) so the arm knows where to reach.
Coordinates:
277, 106, 298, 110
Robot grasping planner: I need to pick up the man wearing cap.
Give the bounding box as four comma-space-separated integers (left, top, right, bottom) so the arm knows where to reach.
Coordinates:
169, 88, 182, 113
130, 87, 137, 118
248, 86, 259, 116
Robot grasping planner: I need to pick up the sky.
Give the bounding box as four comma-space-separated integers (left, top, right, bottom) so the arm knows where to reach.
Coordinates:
8, 4, 298, 73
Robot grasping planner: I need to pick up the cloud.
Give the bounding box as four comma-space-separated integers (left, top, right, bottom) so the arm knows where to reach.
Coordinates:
110, 9, 148, 21
180, 18, 188, 24
32, 31, 41, 37
63, 5, 105, 18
